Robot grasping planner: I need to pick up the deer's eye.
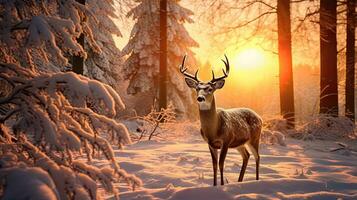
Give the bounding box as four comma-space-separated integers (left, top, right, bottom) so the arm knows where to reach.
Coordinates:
207, 88, 213, 92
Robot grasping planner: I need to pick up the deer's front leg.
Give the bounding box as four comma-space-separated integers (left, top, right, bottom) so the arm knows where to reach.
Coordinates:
209, 145, 218, 186
219, 143, 229, 185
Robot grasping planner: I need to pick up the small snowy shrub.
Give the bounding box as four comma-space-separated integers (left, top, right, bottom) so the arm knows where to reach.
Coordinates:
0, 63, 141, 199
130, 104, 176, 141
264, 115, 356, 142
264, 117, 290, 133
261, 130, 287, 146
262, 116, 289, 146
294, 115, 356, 140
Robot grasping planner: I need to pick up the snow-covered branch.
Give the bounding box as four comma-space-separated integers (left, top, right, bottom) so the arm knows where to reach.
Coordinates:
0, 63, 141, 199
0, 0, 100, 69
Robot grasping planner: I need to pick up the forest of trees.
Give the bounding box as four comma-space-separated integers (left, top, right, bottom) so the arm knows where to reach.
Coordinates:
200, 0, 355, 125
0, 0, 355, 199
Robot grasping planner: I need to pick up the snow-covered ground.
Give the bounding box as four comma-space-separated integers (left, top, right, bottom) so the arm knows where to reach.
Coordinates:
107, 122, 357, 200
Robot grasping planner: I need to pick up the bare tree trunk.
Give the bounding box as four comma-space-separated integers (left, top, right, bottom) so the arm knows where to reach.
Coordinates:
319, 0, 338, 116
158, 0, 168, 110
345, 0, 355, 121
277, 0, 295, 128
72, 0, 85, 75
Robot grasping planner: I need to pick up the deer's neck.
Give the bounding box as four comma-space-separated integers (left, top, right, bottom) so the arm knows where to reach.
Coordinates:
199, 96, 220, 137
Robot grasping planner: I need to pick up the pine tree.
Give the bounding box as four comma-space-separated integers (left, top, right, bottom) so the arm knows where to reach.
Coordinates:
122, 0, 199, 118
0, 0, 122, 92
0, 1, 140, 198
84, 0, 124, 91
0, 0, 100, 72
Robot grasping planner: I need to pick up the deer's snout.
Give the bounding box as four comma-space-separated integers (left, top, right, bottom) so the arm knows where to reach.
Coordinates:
197, 96, 205, 102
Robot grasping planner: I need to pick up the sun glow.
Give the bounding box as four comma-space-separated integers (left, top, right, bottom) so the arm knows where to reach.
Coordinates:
223, 47, 276, 87
197, 46, 278, 89
233, 48, 266, 70
206, 46, 279, 113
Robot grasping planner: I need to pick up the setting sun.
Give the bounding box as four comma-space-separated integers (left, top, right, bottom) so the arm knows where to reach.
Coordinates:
234, 48, 266, 70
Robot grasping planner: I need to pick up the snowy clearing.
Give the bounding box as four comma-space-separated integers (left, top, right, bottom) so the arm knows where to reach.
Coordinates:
103, 122, 357, 199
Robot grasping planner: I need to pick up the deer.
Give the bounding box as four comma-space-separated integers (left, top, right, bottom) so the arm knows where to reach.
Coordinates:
179, 55, 262, 186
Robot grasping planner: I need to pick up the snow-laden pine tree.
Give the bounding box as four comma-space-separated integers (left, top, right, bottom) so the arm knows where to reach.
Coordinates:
0, 1, 141, 198
122, 0, 199, 118
0, 0, 123, 91
0, 63, 141, 199
0, 0, 100, 72
84, 0, 123, 91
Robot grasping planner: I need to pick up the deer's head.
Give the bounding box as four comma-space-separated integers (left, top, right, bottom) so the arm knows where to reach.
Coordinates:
180, 55, 230, 110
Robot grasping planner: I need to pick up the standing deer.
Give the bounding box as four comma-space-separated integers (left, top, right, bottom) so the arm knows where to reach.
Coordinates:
180, 55, 262, 186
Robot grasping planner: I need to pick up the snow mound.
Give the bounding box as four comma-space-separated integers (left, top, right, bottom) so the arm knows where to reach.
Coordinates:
264, 117, 289, 133
0, 153, 59, 200
264, 115, 356, 141
120, 179, 357, 200
261, 130, 286, 146
293, 115, 356, 140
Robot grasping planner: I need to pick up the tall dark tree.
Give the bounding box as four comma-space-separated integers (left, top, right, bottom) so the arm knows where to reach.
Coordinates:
345, 0, 355, 121
319, 0, 338, 116
277, 0, 295, 128
72, 0, 86, 75
159, 0, 168, 110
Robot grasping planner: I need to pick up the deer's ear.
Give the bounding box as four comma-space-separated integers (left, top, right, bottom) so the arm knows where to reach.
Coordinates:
213, 79, 225, 89
185, 78, 198, 88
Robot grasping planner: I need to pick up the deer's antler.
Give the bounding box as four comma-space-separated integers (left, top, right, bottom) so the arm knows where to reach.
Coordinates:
179, 55, 200, 82
210, 54, 230, 83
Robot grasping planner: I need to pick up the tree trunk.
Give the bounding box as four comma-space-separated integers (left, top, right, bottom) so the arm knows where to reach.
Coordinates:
319, 0, 338, 116
277, 0, 295, 128
72, 0, 85, 75
159, 0, 168, 110
345, 0, 355, 121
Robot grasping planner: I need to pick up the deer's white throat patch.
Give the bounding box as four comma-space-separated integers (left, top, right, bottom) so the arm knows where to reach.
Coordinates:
198, 101, 211, 110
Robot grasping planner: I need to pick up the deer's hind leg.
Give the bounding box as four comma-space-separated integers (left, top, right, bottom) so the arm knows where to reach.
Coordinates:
237, 146, 250, 182
247, 139, 260, 180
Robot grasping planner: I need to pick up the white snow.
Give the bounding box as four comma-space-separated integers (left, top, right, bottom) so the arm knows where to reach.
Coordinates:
104, 121, 357, 200
0, 165, 60, 200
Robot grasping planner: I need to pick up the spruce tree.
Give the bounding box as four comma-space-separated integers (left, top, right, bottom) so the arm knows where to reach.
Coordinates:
122, 0, 199, 118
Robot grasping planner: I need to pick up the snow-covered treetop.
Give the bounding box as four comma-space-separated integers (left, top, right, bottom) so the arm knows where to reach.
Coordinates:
123, 0, 197, 61
123, 0, 198, 86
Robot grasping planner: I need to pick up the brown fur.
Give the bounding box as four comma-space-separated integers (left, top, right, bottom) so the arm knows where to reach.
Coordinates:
199, 97, 262, 185
180, 55, 262, 185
